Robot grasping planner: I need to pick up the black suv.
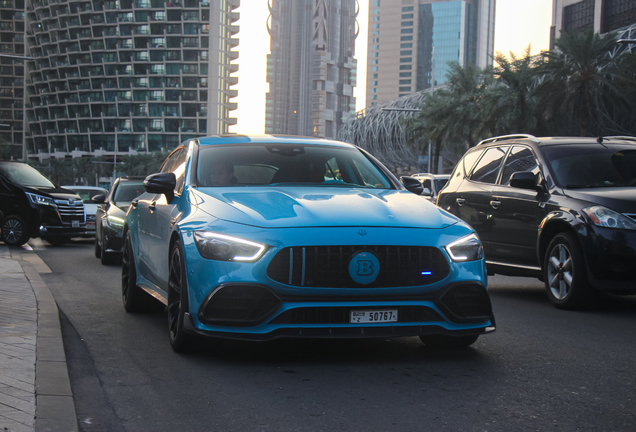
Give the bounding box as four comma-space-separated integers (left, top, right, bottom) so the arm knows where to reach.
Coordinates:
0, 161, 86, 246
437, 135, 636, 309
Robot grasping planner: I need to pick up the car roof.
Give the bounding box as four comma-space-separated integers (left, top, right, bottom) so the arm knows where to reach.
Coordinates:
477, 134, 636, 147
197, 134, 356, 149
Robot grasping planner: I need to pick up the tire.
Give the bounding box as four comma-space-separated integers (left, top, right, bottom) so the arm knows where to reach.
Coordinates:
168, 240, 195, 353
122, 232, 162, 313
94, 234, 102, 258
45, 236, 67, 246
419, 334, 479, 348
100, 232, 117, 265
543, 232, 595, 310
1, 215, 29, 247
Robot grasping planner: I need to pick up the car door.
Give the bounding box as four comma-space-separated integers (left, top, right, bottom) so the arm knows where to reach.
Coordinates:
141, 145, 188, 289
454, 146, 509, 256
488, 146, 545, 267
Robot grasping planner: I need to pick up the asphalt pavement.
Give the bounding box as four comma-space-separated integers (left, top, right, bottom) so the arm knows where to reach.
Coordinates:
0, 243, 78, 432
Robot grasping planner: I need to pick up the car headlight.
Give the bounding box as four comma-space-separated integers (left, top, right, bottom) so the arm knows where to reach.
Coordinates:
105, 215, 126, 228
582, 206, 636, 230
26, 192, 55, 207
194, 231, 267, 262
444, 233, 484, 262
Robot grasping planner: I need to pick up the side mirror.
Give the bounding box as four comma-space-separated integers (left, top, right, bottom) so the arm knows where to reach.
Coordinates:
401, 176, 424, 195
422, 187, 432, 197
91, 194, 106, 204
144, 173, 176, 201
509, 171, 540, 191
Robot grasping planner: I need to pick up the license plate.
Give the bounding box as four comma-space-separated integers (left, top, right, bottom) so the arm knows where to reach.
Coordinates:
86, 222, 95, 230
350, 309, 398, 324
72, 220, 79, 228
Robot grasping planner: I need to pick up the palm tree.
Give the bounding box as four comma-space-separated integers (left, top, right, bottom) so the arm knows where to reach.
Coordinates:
533, 29, 630, 136
47, 158, 74, 185
72, 157, 96, 185
486, 46, 542, 135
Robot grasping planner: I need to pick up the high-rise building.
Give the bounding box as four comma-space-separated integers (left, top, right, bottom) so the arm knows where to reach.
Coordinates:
365, 0, 496, 108
551, 0, 636, 48
21, 0, 239, 160
265, 0, 357, 139
0, 1, 26, 160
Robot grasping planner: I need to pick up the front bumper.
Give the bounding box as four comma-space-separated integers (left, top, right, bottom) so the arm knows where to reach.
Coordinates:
582, 226, 636, 292
102, 225, 125, 253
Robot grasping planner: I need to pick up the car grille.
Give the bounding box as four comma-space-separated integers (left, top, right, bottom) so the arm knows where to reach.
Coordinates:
270, 306, 443, 325
267, 245, 450, 288
54, 199, 85, 223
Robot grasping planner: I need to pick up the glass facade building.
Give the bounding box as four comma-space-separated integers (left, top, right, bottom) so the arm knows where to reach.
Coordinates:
551, 0, 636, 48
265, 0, 357, 139
20, 0, 238, 160
365, 0, 495, 108
0, 0, 26, 160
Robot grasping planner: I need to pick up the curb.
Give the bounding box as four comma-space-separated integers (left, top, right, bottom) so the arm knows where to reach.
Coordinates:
9, 248, 79, 432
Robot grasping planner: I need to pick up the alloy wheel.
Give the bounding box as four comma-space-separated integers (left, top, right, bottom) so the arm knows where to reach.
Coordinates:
2, 218, 23, 244
546, 243, 573, 300
168, 247, 183, 341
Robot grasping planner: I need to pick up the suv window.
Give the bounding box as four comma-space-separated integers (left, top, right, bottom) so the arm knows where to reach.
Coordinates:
462, 148, 485, 175
469, 146, 508, 184
161, 145, 187, 193
500, 146, 539, 185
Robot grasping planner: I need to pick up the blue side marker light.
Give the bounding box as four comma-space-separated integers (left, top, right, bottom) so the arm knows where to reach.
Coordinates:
421, 271, 432, 275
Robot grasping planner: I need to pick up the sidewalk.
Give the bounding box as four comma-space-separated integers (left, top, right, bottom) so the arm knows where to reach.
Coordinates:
0, 244, 78, 432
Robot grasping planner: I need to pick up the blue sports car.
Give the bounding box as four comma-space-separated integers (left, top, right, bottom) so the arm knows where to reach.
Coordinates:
123, 135, 495, 352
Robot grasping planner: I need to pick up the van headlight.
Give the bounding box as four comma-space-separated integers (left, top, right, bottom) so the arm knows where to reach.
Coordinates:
194, 232, 267, 262
26, 192, 55, 207
444, 233, 483, 262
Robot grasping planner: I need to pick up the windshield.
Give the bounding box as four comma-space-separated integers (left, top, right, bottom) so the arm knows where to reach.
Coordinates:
113, 182, 144, 204
542, 145, 636, 189
196, 144, 393, 189
0, 162, 55, 188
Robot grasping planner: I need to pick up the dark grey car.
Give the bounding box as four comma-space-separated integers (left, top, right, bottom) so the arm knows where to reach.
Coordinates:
93, 177, 145, 265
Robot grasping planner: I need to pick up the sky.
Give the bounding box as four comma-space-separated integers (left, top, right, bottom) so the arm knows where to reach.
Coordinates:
229, 0, 553, 134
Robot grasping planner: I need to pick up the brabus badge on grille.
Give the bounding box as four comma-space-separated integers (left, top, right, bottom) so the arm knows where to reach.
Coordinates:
349, 251, 380, 285
357, 229, 367, 236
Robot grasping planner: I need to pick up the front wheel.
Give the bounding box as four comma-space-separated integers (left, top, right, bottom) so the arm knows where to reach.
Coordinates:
94, 234, 102, 258
543, 232, 595, 310
419, 334, 479, 348
1, 215, 29, 246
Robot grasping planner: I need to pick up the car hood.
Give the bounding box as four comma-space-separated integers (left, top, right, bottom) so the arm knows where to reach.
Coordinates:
191, 187, 458, 229
23, 185, 81, 201
563, 188, 636, 213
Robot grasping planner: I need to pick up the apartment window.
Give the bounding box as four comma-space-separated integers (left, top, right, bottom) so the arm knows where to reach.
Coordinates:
372, 67, 378, 71
373, 23, 380, 29
399, 86, 411, 92
402, 13, 413, 19
374, 9, 380, 14
374, 0, 380, 6
372, 52, 379, 57
374, 16, 380, 21
402, 6, 413, 11
373, 31, 379, 36
371, 95, 378, 100
401, 21, 413, 27
372, 60, 378, 65
372, 81, 378, 86
401, 36, 413, 41
399, 65, 412, 70
401, 29, 413, 34
401, 43, 412, 48
372, 88, 377, 93
399, 72, 411, 77
373, 45, 379, 50
400, 50, 412, 56
399, 79, 411, 85
399, 58, 412, 63
372, 74, 378, 79
373, 38, 379, 43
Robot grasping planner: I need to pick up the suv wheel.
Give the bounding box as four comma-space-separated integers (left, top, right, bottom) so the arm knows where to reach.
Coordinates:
1, 215, 29, 246
94, 235, 102, 258
544, 232, 595, 310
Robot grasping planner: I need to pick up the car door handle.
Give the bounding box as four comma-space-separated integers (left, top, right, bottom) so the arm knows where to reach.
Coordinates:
490, 200, 501, 209
456, 198, 465, 206
149, 202, 156, 211
131, 199, 138, 208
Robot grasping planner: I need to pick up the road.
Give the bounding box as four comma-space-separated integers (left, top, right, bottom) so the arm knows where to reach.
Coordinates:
31, 239, 636, 431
